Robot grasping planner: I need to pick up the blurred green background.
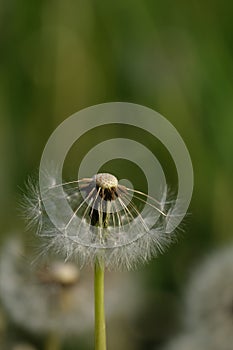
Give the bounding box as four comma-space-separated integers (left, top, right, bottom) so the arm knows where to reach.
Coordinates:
1, 0, 233, 349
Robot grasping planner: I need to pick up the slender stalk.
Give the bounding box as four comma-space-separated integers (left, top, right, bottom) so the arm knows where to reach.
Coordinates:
94, 261, 107, 350
45, 331, 61, 350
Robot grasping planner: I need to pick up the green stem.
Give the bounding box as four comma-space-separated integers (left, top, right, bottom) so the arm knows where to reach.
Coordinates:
94, 261, 107, 350
45, 331, 61, 350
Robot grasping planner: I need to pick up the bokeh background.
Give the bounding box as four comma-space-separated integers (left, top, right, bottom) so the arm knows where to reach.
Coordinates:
1, 1, 233, 349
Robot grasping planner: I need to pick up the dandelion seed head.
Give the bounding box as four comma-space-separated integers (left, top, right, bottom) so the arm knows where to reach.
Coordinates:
94, 173, 118, 191
0, 237, 142, 336
161, 332, 208, 350
183, 245, 233, 350
38, 261, 80, 286
23, 170, 181, 270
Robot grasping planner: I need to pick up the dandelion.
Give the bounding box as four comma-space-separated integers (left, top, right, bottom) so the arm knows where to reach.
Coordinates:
0, 237, 142, 350
160, 332, 208, 350
0, 238, 91, 346
23, 171, 179, 349
183, 245, 233, 350
23, 172, 177, 270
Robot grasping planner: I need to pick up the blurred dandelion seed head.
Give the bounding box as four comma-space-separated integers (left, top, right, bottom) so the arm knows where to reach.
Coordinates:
183, 245, 233, 350
161, 332, 208, 350
161, 247, 233, 350
0, 238, 142, 336
37, 261, 80, 286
